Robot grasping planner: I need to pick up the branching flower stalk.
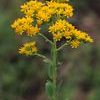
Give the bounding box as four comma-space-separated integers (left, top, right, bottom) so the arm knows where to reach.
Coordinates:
11, 0, 93, 100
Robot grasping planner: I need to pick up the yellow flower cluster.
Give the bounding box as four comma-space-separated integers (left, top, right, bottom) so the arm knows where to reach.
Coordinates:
11, 17, 39, 36
21, 0, 44, 17
49, 19, 93, 48
47, 1, 73, 18
19, 42, 37, 56
71, 29, 93, 43
12, 0, 74, 36
49, 19, 75, 41
11, 0, 93, 55
36, 6, 54, 23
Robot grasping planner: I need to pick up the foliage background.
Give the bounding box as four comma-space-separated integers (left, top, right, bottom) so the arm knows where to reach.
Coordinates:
0, 0, 100, 100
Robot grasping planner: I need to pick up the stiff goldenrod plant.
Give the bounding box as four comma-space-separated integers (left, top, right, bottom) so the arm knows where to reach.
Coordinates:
11, 0, 93, 100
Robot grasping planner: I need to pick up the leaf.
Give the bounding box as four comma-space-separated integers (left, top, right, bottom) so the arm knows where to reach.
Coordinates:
48, 65, 54, 79
45, 81, 55, 97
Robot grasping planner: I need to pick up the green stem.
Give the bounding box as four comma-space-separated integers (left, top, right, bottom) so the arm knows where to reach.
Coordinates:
39, 33, 53, 45
35, 53, 47, 59
57, 43, 68, 51
52, 40, 57, 100
35, 53, 51, 64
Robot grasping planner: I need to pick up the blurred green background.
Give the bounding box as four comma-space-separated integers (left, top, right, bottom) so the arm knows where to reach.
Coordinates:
0, 0, 100, 100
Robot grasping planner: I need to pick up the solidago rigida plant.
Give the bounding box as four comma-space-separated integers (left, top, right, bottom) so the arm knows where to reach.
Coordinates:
11, 0, 93, 100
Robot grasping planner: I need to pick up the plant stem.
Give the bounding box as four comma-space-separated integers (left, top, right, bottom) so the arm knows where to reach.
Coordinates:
39, 33, 53, 45
52, 40, 57, 100
57, 43, 68, 51
35, 53, 51, 64
35, 53, 47, 59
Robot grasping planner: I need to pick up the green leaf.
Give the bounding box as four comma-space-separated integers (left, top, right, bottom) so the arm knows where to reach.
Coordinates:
48, 65, 54, 79
45, 81, 55, 97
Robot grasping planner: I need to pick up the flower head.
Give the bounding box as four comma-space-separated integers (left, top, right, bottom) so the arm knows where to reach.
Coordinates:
70, 40, 80, 48
11, 0, 93, 53
47, 1, 74, 18
21, 0, 44, 17
19, 41, 37, 56
49, 19, 74, 41
49, 19, 93, 48
11, 17, 39, 36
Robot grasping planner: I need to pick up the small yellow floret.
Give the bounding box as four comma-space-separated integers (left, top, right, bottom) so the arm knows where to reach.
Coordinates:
70, 40, 80, 48
19, 41, 37, 56
53, 32, 62, 41
27, 26, 40, 36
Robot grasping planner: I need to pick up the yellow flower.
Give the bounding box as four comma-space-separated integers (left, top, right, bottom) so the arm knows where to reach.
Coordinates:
70, 40, 80, 48
71, 29, 93, 43
11, 17, 39, 36
85, 36, 93, 43
21, 0, 44, 17
49, 19, 75, 41
49, 19, 67, 33
47, 1, 73, 18
49, 18, 93, 48
19, 41, 37, 56
27, 26, 40, 36
36, 6, 54, 22
11, 0, 93, 51
53, 32, 62, 41
63, 32, 72, 39
11, 17, 33, 34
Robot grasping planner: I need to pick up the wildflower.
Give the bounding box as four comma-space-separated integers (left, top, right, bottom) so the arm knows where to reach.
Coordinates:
11, 0, 93, 54
12, 1, 93, 100
27, 26, 40, 36
71, 29, 93, 43
70, 40, 80, 48
36, 6, 54, 22
19, 41, 37, 56
49, 19, 93, 48
21, 0, 44, 17
11, 17, 33, 34
49, 19, 75, 41
53, 32, 62, 41
11, 17, 39, 36
49, 19, 67, 33
47, 1, 74, 18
